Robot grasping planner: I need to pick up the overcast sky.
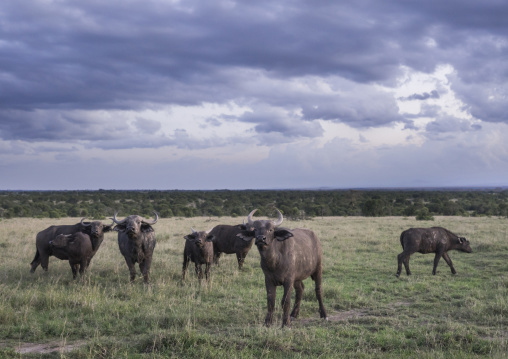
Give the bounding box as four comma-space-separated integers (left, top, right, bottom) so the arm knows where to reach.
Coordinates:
1, 0, 508, 190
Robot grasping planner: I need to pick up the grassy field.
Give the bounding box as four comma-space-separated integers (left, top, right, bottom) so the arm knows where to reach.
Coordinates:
0, 216, 507, 358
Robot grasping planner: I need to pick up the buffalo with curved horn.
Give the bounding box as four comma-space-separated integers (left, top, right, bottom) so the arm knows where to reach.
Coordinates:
30, 218, 113, 273
237, 209, 327, 327
112, 211, 158, 284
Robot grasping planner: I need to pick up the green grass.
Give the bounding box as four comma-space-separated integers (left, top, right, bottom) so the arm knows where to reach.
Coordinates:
0, 216, 507, 358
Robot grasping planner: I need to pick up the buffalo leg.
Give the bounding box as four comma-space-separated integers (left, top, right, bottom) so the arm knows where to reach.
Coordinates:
236, 253, 244, 269
291, 281, 304, 319
182, 255, 189, 281
39, 250, 50, 272
433, 251, 443, 275
264, 279, 276, 327
30, 250, 41, 273
442, 252, 457, 274
397, 251, 412, 276
70, 263, 78, 279
79, 260, 88, 275
195, 263, 203, 280
139, 260, 147, 283
204, 263, 211, 280
140, 258, 152, 284
213, 252, 221, 266
312, 270, 328, 320
281, 281, 294, 327
397, 252, 412, 277
123, 257, 137, 283
396, 252, 403, 277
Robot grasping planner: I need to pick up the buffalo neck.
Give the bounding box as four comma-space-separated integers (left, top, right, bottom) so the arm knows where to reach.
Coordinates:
257, 241, 283, 270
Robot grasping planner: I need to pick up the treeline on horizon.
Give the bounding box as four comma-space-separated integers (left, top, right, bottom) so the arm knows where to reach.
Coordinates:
1, 189, 508, 220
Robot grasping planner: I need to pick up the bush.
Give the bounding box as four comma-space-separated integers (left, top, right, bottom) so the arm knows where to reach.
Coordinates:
416, 207, 434, 221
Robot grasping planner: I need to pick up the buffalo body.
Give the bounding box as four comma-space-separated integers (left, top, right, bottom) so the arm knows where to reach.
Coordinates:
112, 212, 158, 284
238, 209, 327, 327
182, 229, 214, 281
49, 232, 93, 278
209, 224, 253, 269
396, 227, 472, 277
30, 219, 113, 273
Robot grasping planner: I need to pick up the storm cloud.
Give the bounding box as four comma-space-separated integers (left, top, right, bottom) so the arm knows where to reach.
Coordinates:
1, 0, 508, 189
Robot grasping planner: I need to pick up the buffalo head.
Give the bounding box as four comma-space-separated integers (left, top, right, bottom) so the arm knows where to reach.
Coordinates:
184, 228, 215, 248
237, 209, 293, 249
50, 234, 73, 248
458, 236, 473, 253
80, 218, 114, 239
111, 212, 158, 238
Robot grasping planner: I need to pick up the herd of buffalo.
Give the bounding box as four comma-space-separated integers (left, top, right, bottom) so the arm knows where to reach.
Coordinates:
29, 209, 472, 327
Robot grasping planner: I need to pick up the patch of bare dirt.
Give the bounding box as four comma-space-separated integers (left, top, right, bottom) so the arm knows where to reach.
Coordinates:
14, 340, 86, 354
326, 309, 367, 322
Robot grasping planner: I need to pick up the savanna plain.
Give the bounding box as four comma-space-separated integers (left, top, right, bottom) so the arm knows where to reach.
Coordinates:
0, 216, 507, 358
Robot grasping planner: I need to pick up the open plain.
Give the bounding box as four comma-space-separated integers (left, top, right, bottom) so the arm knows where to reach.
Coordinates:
0, 216, 507, 358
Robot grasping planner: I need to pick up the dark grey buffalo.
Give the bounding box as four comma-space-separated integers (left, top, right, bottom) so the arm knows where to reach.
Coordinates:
396, 227, 472, 277
30, 218, 113, 273
182, 229, 215, 281
209, 223, 254, 269
49, 232, 93, 279
112, 212, 158, 284
237, 209, 327, 328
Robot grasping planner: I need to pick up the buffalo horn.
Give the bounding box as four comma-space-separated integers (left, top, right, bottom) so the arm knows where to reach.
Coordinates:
80, 217, 91, 226
110, 211, 126, 225
247, 209, 258, 225
273, 208, 283, 226
142, 212, 158, 225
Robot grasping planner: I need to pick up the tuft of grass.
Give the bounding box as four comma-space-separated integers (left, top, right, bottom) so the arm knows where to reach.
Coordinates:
0, 216, 507, 358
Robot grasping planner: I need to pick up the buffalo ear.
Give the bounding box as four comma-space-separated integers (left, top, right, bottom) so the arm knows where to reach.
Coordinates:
458, 237, 466, 244
237, 231, 255, 242
206, 234, 215, 242
113, 224, 126, 232
275, 229, 293, 241
103, 225, 114, 233
141, 224, 154, 233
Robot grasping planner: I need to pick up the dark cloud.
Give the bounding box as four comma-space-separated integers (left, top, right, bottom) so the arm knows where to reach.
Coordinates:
2, 1, 504, 107
0, 0, 507, 157
399, 90, 440, 101
238, 106, 324, 142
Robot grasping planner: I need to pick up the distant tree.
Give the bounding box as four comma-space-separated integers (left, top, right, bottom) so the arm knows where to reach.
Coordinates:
362, 198, 385, 217
416, 207, 434, 221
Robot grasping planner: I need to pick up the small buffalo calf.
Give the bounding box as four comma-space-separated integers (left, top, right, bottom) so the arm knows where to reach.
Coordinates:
49, 232, 93, 279
182, 229, 214, 281
396, 227, 472, 277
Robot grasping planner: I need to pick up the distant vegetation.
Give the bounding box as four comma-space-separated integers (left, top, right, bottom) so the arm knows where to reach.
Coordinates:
1, 188, 507, 219
0, 190, 508, 220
